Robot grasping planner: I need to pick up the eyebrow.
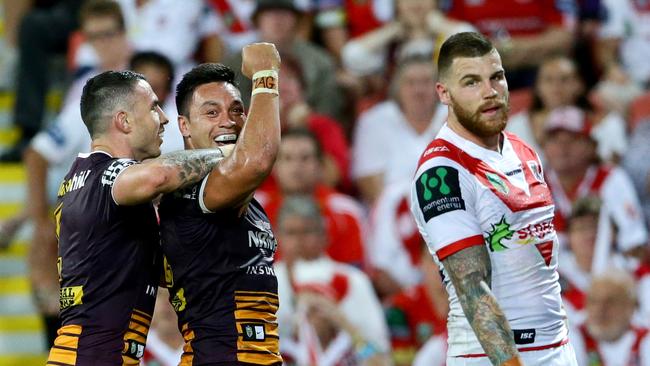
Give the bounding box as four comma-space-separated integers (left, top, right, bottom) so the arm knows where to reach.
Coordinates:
200, 101, 221, 109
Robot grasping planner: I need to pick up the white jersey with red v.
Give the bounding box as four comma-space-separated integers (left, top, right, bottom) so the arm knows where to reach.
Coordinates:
410, 124, 568, 357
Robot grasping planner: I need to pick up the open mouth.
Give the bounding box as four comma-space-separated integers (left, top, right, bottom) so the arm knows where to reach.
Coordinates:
481, 105, 502, 116
214, 133, 237, 146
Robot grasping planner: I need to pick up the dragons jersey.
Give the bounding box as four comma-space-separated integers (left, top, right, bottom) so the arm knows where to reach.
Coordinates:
47, 151, 161, 366
410, 124, 568, 357
158, 176, 282, 366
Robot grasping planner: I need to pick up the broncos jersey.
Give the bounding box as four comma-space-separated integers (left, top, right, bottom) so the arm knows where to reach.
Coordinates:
410, 124, 568, 359
158, 176, 282, 366
47, 151, 161, 366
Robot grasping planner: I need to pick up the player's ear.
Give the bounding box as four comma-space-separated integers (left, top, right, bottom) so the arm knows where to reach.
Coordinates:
115, 111, 131, 133
178, 115, 191, 138
436, 81, 451, 106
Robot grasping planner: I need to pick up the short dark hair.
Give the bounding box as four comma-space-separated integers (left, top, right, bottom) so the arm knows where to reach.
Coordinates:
80, 70, 145, 137
571, 196, 601, 221
129, 51, 175, 94
437, 32, 495, 79
175, 63, 237, 117
80, 0, 125, 31
281, 128, 323, 161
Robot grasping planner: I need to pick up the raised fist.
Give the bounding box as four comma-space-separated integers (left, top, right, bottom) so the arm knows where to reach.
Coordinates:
242, 42, 281, 79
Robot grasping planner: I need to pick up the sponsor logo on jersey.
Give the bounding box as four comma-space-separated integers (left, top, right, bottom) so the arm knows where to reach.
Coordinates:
516, 219, 554, 244
422, 145, 450, 158
101, 159, 136, 186
417, 166, 465, 222
242, 323, 266, 341
171, 288, 186, 312
125, 339, 145, 359
513, 328, 536, 344
486, 216, 514, 252
486, 172, 509, 195
60, 285, 84, 309
57, 170, 91, 197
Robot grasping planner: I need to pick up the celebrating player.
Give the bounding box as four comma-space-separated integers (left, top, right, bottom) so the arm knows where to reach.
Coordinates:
47, 71, 226, 365
158, 43, 282, 365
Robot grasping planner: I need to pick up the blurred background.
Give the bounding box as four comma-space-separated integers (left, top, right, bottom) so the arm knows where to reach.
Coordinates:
0, 0, 649, 365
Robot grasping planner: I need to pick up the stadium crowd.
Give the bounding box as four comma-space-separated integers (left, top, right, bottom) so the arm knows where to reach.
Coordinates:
1, 0, 650, 365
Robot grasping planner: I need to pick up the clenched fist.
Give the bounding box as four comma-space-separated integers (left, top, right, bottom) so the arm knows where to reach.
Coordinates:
242, 42, 281, 79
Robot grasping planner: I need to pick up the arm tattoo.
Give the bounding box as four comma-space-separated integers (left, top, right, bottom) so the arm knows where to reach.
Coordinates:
442, 245, 519, 365
160, 148, 224, 188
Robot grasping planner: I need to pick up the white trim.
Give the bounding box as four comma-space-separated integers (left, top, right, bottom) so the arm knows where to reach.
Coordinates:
198, 175, 214, 214
78, 150, 112, 158
110, 161, 136, 206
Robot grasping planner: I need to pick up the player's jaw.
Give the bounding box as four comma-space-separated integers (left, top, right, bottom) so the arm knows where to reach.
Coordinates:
451, 93, 509, 138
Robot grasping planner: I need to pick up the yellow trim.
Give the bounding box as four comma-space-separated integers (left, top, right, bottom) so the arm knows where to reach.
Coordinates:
0, 164, 26, 183
0, 315, 43, 332
0, 90, 63, 112
0, 355, 48, 366
0, 276, 31, 295
0, 203, 23, 219
0, 240, 29, 257
0, 127, 20, 145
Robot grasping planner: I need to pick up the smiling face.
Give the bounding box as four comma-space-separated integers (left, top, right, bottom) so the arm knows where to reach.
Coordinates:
178, 82, 245, 149
437, 49, 510, 138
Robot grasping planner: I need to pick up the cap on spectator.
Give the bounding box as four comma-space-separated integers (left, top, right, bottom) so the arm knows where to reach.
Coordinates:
252, 0, 301, 23
544, 106, 592, 138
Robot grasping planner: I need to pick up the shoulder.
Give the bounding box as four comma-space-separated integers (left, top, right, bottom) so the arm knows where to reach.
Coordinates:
416, 138, 469, 173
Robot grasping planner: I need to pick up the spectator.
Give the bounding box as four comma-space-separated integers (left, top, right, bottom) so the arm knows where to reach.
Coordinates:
206, 0, 258, 57
75, 0, 221, 74
441, 0, 576, 89
352, 53, 446, 205
224, 0, 343, 120
256, 128, 366, 267
571, 271, 650, 366
278, 55, 351, 189
543, 106, 648, 259
341, 0, 472, 78
507, 55, 628, 163
0, 0, 83, 162
368, 181, 424, 296
597, 0, 650, 87
274, 195, 391, 363
384, 246, 448, 366
624, 120, 650, 229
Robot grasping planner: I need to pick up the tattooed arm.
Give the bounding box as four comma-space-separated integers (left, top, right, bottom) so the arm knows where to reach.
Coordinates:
442, 245, 523, 366
112, 148, 225, 206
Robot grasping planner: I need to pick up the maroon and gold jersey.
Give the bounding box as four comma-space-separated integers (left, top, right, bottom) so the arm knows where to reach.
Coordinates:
47, 151, 161, 366
159, 178, 282, 366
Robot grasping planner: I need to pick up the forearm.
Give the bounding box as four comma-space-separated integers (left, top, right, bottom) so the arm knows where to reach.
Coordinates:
500, 28, 573, 68
113, 148, 224, 205
23, 147, 50, 220
444, 246, 520, 365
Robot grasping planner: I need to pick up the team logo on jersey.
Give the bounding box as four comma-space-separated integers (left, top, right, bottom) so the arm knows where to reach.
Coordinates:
486, 172, 509, 195
527, 160, 545, 184
486, 216, 514, 252
416, 166, 465, 222
171, 288, 186, 312
125, 340, 145, 359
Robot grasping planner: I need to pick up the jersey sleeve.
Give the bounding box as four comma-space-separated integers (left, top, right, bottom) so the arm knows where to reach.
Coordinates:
101, 158, 138, 206
410, 156, 484, 261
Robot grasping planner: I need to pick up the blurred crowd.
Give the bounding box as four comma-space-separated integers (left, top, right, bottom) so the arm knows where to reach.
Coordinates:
1, 0, 650, 365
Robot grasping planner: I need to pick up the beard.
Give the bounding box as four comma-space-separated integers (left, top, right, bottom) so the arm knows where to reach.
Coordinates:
449, 92, 510, 138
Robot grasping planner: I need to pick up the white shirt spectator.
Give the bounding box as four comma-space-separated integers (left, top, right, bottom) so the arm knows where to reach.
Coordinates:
368, 180, 422, 288
571, 322, 650, 366
78, 0, 218, 72
507, 110, 628, 164
352, 101, 446, 188
275, 257, 391, 353
599, 0, 650, 85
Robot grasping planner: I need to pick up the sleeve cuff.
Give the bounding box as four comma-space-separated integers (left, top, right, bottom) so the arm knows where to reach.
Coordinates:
198, 175, 213, 214
436, 235, 485, 261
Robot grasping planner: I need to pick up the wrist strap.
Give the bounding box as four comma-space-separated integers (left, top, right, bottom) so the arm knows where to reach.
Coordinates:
252, 69, 279, 96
